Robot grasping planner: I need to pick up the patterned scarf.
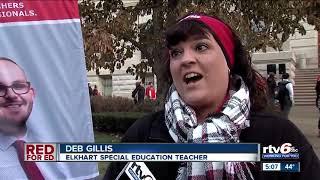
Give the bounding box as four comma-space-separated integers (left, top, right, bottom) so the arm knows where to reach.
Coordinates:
165, 76, 254, 180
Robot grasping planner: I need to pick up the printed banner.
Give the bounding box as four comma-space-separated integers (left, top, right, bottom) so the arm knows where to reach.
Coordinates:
0, 0, 98, 179
23, 143, 260, 162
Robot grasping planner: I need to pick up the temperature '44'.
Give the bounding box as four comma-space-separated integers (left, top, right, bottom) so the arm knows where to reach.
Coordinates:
285, 164, 295, 170
281, 162, 300, 172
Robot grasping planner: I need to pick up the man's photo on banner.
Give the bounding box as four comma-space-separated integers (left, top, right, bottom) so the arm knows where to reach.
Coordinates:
0, 57, 45, 179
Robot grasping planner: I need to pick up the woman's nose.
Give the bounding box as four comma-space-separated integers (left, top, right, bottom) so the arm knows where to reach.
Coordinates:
181, 50, 196, 65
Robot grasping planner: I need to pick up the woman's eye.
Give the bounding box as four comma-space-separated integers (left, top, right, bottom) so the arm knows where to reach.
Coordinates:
196, 44, 208, 51
170, 49, 182, 58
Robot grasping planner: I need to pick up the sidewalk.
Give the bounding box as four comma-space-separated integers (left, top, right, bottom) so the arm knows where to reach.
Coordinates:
288, 106, 320, 158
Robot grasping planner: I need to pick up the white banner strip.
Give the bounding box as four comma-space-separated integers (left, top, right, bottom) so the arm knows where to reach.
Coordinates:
59, 153, 259, 162
0, 18, 80, 27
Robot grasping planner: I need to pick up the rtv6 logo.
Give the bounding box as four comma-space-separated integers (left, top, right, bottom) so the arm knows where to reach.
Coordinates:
262, 143, 298, 154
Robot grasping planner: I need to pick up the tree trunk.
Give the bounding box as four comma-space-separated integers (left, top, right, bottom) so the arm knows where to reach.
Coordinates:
154, 51, 170, 106
151, 3, 169, 107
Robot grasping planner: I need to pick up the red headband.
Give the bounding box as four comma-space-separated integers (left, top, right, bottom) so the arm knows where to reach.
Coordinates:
180, 14, 235, 70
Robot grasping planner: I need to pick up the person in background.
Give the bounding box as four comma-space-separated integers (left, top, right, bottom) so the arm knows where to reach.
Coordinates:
88, 83, 93, 96
266, 72, 276, 104
105, 13, 320, 180
277, 73, 294, 118
92, 85, 99, 96
315, 75, 320, 137
145, 82, 157, 101
132, 81, 145, 104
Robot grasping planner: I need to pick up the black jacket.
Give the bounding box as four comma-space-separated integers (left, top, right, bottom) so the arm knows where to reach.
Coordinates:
104, 110, 320, 180
132, 85, 145, 103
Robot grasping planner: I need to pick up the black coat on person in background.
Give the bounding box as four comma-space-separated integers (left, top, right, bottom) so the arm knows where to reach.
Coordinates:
104, 110, 320, 180
132, 85, 145, 104
267, 76, 277, 99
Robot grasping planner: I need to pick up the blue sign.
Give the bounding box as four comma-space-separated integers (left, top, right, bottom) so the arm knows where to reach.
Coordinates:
59, 143, 259, 153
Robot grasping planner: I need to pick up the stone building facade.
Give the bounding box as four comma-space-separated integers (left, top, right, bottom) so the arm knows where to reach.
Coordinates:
253, 23, 318, 84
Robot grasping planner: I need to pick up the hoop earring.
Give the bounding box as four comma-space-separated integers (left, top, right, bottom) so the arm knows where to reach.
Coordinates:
228, 69, 232, 80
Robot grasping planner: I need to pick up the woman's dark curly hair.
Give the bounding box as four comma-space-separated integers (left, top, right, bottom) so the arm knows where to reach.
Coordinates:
163, 14, 268, 112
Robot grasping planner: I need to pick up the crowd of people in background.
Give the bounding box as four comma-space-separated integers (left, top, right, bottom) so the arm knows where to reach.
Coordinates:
88, 83, 100, 96
266, 72, 294, 118
267, 72, 320, 138
88, 81, 157, 104
132, 81, 157, 104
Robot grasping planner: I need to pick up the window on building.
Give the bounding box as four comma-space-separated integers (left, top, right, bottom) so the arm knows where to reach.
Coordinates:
267, 64, 276, 75
279, 64, 286, 74
100, 75, 112, 96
